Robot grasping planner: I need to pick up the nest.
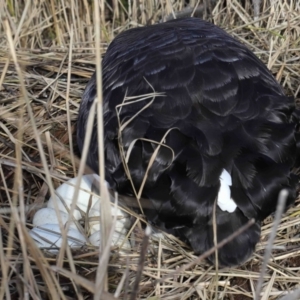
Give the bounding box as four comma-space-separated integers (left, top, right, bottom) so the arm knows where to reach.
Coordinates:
0, 0, 300, 299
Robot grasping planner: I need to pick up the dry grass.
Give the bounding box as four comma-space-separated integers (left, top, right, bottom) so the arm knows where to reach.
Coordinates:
0, 0, 300, 299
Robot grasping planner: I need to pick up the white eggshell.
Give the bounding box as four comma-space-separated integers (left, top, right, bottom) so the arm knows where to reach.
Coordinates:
32, 208, 77, 229
29, 224, 86, 252
152, 231, 165, 240
89, 221, 126, 235
149, 228, 165, 250
88, 199, 131, 234
47, 174, 106, 219
89, 229, 131, 250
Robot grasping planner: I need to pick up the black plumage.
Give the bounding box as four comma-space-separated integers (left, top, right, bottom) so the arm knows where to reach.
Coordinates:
77, 18, 300, 267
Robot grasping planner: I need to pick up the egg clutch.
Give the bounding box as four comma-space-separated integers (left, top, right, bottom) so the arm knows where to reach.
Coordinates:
29, 175, 132, 252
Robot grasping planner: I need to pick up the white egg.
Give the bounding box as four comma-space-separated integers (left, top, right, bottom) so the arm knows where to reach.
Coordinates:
152, 231, 165, 240
47, 174, 107, 219
88, 199, 131, 234
147, 227, 165, 250
32, 207, 77, 229
89, 229, 131, 250
29, 223, 86, 252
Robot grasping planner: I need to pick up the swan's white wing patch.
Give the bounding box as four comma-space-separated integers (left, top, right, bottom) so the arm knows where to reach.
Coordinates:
217, 169, 237, 213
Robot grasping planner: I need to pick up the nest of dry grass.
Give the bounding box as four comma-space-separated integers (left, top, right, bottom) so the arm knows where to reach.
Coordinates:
1, 0, 300, 299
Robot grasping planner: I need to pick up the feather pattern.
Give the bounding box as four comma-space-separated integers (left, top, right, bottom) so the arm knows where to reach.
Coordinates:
77, 18, 299, 266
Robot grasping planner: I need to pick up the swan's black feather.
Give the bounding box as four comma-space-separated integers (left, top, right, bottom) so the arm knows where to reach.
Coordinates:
77, 18, 300, 266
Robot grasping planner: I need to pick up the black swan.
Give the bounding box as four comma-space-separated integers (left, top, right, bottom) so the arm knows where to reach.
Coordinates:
77, 18, 300, 266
